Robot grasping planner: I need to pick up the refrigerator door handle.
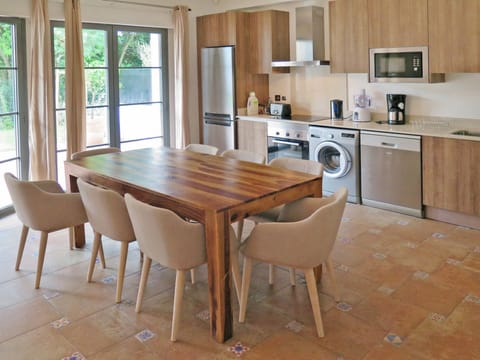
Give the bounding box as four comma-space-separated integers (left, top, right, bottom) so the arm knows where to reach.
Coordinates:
204, 112, 232, 121
205, 118, 232, 127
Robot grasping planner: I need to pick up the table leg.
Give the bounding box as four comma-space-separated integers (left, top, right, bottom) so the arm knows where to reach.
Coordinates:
204, 210, 232, 343
66, 174, 86, 248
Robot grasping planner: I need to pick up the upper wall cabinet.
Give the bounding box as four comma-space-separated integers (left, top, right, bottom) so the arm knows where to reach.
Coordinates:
329, 0, 368, 73
429, 0, 480, 72
249, 10, 290, 74
368, 0, 428, 48
196, 12, 237, 47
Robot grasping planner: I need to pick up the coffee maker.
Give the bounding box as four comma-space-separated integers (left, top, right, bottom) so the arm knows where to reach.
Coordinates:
386, 94, 406, 124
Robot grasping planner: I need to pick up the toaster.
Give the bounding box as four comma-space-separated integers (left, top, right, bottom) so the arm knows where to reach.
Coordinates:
270, 103, 291, 117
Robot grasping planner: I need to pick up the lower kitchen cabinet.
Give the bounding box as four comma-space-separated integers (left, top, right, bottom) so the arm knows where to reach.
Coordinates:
237, 120, 268, 161
422, 136, 480, 216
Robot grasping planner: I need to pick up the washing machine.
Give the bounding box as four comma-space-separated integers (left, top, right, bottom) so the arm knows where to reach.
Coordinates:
309, 126, 360, 203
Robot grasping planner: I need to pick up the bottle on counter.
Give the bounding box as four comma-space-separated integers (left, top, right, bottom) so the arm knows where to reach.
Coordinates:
246, 91, 259, 115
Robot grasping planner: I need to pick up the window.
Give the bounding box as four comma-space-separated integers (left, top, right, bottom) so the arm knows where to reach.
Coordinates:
0, 18, 28, 215
52, 23, 169, 184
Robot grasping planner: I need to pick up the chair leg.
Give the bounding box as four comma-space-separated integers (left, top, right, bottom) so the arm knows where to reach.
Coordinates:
237, 219, 245, 241
98, 239, 106, 269
230, 250, 241, 305
289, 268, 296, 286
87, 232, 102, 282
304, 268, 325, 338
15, 225, 29, 271
115, 241, 129, 304
69, 227, 74, 250
239, 257, 253, 323
171, 270, 186, 342
34, 232, 48, 289
190, 268, 196, 284
136, 257, 152, 313
325, 258, 340, 302
268, 264, 274, 285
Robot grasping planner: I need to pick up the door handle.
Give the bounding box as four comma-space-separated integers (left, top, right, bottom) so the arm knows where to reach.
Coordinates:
272, 139, 301, 147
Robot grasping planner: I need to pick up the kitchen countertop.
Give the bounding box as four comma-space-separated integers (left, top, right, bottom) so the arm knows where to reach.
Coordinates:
237, 114, 480, 141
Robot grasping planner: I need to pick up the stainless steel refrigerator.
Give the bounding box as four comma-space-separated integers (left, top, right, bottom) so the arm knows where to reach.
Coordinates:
201, 46, 236, 153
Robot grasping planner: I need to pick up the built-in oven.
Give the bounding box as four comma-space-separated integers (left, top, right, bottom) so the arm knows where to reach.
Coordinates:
267, 122, 309, 162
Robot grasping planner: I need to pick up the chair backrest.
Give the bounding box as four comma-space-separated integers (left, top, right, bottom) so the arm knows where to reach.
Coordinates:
125, 193, 206, 270
71, 147, 121, 160
4, 172, 86, 231
246, 188, 347, 268
269, 157, 323, 176
221, 149, 265, 164
77, 178, 135, 242
184, 143, 219, 155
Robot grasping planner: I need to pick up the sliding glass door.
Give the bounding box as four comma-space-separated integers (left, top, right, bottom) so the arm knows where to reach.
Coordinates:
52, 23, 169, 184
0, 18, 28, 215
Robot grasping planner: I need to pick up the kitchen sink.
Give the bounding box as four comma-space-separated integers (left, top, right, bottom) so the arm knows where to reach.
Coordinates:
450, 129, 480, 137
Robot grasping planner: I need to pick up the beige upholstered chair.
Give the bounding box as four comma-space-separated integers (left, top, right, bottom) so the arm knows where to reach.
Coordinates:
4, 173, 88, 289
221, 149, 266, 164
241, 157, 324, 285
238, 187, 347, 338
184, 143, 219, 155
77, 178, 136, 303
71, 147, 121, 160
71, 147, 121, 262
125, 193, 225, 342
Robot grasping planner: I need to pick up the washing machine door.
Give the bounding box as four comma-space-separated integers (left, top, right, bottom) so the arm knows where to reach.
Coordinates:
314, 141, 352, 179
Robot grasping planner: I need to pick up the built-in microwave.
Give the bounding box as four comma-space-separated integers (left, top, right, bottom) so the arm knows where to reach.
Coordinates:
369, 46, 442, 83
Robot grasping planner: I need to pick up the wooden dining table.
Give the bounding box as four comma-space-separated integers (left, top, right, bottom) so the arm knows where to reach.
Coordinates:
64, 147, 323, 343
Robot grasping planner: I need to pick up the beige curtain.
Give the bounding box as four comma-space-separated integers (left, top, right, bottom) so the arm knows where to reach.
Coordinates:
28, 0, 56, 180
173, 6, 190, 148
64, 0, 86, 160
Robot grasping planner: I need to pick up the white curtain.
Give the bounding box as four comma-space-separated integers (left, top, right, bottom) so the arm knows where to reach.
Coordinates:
173, 6, 190, 148
28, 0, 56, 180
64, 0, 86, 160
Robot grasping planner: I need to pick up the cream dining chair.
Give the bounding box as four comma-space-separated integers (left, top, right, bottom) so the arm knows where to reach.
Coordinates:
240, 157, 324, 285
77, 178, 136, 303
238, 187, 347, 338
125, 193, 241, 341
221, 149, 266, 164
71, 147, 121, 262
184, 143, 219, 155
4, 173, 88, 289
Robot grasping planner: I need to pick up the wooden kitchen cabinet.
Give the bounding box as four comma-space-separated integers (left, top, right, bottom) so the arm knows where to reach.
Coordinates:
329, 0, 369, 73
423, 136, 480, 216
368, 0, 428, 48
249, 10, 290, 74
237, 120, 268, 160
197, 12, 269, 142
429, 0, 480, 73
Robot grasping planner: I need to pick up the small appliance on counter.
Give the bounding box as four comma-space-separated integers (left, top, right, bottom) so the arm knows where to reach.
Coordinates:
270, 103, 292, 118
352, 89, 372, 122
387, 94, 406, 124
330, 99, 343, 120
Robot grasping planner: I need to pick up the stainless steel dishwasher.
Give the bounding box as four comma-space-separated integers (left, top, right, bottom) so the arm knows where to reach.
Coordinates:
360, 131, 423, 217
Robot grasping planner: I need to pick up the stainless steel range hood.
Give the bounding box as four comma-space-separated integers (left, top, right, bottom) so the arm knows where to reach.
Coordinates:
272, 6, 330, 68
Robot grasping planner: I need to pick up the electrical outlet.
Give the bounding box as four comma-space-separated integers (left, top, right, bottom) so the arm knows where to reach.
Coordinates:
281, 96, 287, 101
274, 94, 281, 102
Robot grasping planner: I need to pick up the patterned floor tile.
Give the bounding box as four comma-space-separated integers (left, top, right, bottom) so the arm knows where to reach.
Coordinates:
384, 333, 403, 346
228, 342, 250, 357
62, 352, 86, 360
285, 320, 304, 333
51, 317, 71, 329
135, 329, 156, 342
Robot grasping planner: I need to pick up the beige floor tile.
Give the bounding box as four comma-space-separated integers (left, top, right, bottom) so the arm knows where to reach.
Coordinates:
381, 217, 454, 243
351, 258, 412, 290
386, 246, 445, 273
0, 273, 42, 309
446, 226, 480, 250
402, 318, 480, 360
443, 298, 480, 337
88, 336, 163, 360
313, 309, 386, 360
392, 277, 465, 316
59, 306, 140, 356
331, 243, 372, 268
351, 292, 428, 337
362, 343, 430, 360
417, 236, 471, 262
0, 297, 60, 343
429, 263, 480, 296
244, 331, 339, 360
462, 251, 480, 272
0, 324, 77, 359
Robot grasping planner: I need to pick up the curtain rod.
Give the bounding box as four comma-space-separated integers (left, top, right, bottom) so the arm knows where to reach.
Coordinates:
101, 0, 191, 11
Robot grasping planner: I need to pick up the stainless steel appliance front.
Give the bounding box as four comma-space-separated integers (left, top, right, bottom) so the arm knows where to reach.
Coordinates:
201, 46, 236, 153
267, 122, 309, 162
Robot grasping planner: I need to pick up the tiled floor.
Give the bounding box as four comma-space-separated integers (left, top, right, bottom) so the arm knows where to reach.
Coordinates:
0, 204, 479, 359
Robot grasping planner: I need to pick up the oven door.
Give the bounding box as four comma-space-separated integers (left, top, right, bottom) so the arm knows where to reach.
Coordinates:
267, 136, 309, 163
